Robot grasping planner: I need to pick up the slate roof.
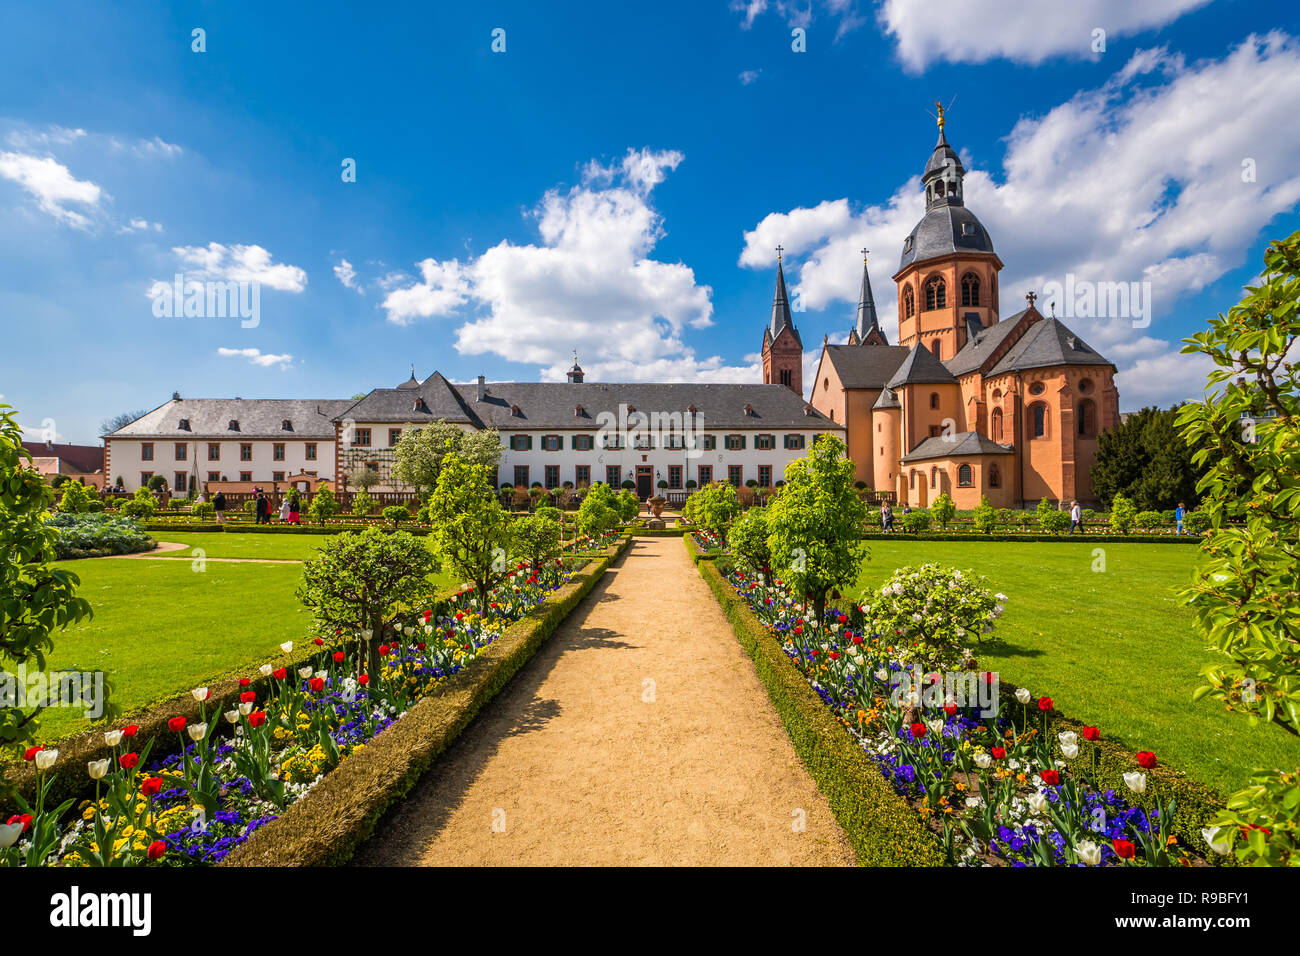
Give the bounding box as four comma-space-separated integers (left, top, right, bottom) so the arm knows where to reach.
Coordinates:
854, 260, 884, 342
769, 260, 799, 342
987, 317, 1114, 376
901, 431, 1015, 462
943, 308, 1033, 376
924, 128, 963, 179
335, 372, 476, 424
872, 386, 900, 410
21, 441, 103, 473
886, 343, 958, 388
898, 204, 996, 272
448, 381, 840, 430
108, 398, 352, 439
822, 345, 911, 390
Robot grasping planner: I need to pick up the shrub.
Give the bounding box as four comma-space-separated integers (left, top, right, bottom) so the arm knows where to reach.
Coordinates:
973, 495, 995, 534
119, 487, 157, 519
511, 511, 562, 571
193, 501, 215, 520
146, 475, 168, 493
899, 510, 932, 533
1135, 510, 1165, 529
308, 487, 339, 525
685, 481, 740, 538
350, 490, 374, 517
1040, 509, 1071, 535
931, 492, 956, 530
616, 489, 639, 523
56, 481, 95, 514
994, 507, 1016, 528
46, 512, 154, 559
1110, 494, 1137, 534
1183, 510, 1210, 534
728, 508, 771, 584
577, 484, 619, 537
867, 563, 1004, 671
382, 505, 410, 524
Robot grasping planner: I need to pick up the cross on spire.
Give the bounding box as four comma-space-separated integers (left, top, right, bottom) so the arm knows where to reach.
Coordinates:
775, 244, 784, 262
1026, 291, 1038, 307
861, 247, 869, 263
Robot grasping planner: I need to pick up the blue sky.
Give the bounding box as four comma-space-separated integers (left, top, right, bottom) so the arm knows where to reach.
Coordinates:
2, 0, 1298, 443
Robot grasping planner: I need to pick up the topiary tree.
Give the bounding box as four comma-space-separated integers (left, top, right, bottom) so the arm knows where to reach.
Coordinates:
688, 481, 740, 539
764, 435, 868, 625
308, 486, 339, 525
930, 491, 956, 530
616, 489, 639, 523
577, 483, 619, 537
425, 451, 511, 608
728, 507, 772, 584
146, 475, 168, 493
1, 407, 93, 794
382, 505, 410, 525
511, 511, 562, 572
1176, 227, 1300, 865
298, 526, 436, 683
1109, 494, 1136, 535
973, 495, 995, 534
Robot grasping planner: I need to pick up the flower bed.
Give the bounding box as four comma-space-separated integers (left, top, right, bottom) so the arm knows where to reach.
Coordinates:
2, 558, 591, 867
48, 513, 155, 559
712, 558, 1226, 867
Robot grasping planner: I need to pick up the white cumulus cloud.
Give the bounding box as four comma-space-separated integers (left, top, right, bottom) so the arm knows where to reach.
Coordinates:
0, 151, 104, 229
216, 347, 294, 369
166, 243, 308, 292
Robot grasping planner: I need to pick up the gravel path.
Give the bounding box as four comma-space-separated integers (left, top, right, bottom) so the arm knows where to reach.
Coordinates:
354, 536, 856, 867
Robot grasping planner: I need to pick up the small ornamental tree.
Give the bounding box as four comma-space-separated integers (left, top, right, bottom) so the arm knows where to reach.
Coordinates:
392, 421, 501, 498
1109, 494, 1137, 535
765, 435, 868, 624
973, 495, 996, 534
688, 481, 741, 539
1, 407, 93, 793
1040, 508, 1071, 535
425, 451, 511, 608
577, 484, 619, 537
511, 511, 562, 572
1176, 228, 1300, 865
382, 505, 409, 525
867, 564, 1004, 672
57, 480, 96, 514
616, 489, 639, 524
728, 507, 772, 584
119, 486, 157, 518
308, 486, 339, 525
298, 526, 436, 683
1035, 497, 1055, 524
350, 489, 374, 517
931, 491, 956, 530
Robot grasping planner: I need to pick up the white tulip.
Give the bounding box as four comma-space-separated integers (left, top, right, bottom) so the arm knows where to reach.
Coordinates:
0, 822, 24, 849
393, 623, 403, 633
191, 687, 208, 702
280, 641, 294, 654
104, 730, 122, 748
1015, 688, 1031, 704
1202, 827, 1232, 856
298, 667, 313, 679
88, 758, 110, 780
187, 723, 207, 742
974, 752, 992, 770
224, 709, 240, 724
35, 748, 58, 771
259, 664, 273, 677
1123, 771, 1147, 794
1061, 743, 1079, 760
926, 719, 945, 736
423, 625, 433, 635
1027, 792, 1048, 814
1076, 840, 1102, 866
1058, 731, 1078, 749
239, 701, 254, 716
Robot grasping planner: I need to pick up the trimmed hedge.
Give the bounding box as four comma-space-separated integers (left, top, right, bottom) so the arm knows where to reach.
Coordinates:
694, 547, 946, 866
222, 536, 632, 867
683, 533, 718, 563
861, 532, 1203, 544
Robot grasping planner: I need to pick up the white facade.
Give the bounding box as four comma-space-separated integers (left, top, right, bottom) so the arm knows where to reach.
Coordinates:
106, 436, 336, 493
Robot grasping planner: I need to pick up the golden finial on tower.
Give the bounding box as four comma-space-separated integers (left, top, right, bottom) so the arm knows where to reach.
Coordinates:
934, 99, 945, 131
775, 244, 784, 263
861, 247, 869, 264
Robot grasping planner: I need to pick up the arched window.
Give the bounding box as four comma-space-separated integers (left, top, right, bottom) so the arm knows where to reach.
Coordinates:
1030, 402, 1048, 439
924, 277, 946, 311
909, 470, 916, 489
929, 392, 940, 410
988, 463, 1001, 488
961, 273, 980, 307
903, 287, 915, 318
1078, 399, 1097, 437
991, 407, 1004, 442
931, 339, 942, 359
930, 466, 939, 488
958, 464, 973, 487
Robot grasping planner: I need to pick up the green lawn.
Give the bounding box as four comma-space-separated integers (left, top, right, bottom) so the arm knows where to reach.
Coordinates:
848, 541, 1300, 795
151, 531, 340, 560
24, 555, 459, 743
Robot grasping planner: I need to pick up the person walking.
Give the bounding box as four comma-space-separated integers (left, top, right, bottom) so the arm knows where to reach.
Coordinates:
255, 491, 269, 525
278, 496, 291, 523
1069, 500, 1083, 534
881, 501, 894, 533
288, 492, 301, 525
213, 491, 226, 524
1175, 501, 1186, 535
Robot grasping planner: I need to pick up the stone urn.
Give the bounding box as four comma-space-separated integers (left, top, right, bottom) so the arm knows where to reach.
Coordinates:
648, 495, 666, 517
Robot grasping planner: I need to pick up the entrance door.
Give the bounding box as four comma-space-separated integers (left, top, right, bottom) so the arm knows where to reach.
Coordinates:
636, 466, 653, 500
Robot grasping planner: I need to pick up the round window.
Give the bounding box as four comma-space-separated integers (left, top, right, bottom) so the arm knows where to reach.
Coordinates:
1029, 382, 1045, 396
1078, 378, 1093, 394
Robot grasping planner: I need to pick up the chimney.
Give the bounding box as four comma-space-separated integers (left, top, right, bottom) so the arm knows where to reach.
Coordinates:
476, 375, 486, 401
172, 391, 181, 401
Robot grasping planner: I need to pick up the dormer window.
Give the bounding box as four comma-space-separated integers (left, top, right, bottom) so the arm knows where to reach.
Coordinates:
510, 404, 521, 417
687, 404, 697, 415
414, 398, 429, 413
227, 419, 240, 431
178, 418, 191, 431
626, 405, 636, 414
574, 404, 585, 417
904, 236, 914, 253
281, 419, 293, 431
743, 403, 755, 416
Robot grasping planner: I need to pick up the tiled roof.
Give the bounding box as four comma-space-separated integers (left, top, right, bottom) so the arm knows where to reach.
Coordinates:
886, 343, 958, 388
108, 399, 352, 439
334, 372, 476, 424
872, 386, 901, 410
449, 381, 840, 430
986, 317, 1113, 376
943, 308, 1034, 376
21, 441, 103, 473
822, 344, 911, 390
901, 431, 1015, 462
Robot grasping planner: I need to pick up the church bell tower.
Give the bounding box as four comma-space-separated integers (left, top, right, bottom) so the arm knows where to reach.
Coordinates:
761, 248, 804, 396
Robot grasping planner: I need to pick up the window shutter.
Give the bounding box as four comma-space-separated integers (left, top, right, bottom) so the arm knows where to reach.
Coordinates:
740, 435, 747, 450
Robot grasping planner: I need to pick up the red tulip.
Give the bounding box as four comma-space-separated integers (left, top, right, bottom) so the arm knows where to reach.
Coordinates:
273, 667, 287, 680
247, 711, 267, 728
990, 747, 1006, 760
1082, 726, 1100, 741
851, 634, 863, 645
312, 637, 324, 646
828, 651, 839, 661
1136, 751, 1157, 769
333, 651, 345, 663
378, 644, 390, 656
167, 716, 187, 733
23, 746, 42, 762
1037, 697, 1053, 711
358, 674, 370, 685
837, 614, 848, 625
793, 625, 803, 636
1112, 839, 1136, 860
909, 723, 926, 739
309, 677, 325, 693
122, 725, 139, 738
147, 841, 167, 860
119, 753, 140, 770
239, 678, 251, 688
1040, 769, 1061, 786
7, 814, 33, 833
943, 702, 958, 716
141, 777, 163, 797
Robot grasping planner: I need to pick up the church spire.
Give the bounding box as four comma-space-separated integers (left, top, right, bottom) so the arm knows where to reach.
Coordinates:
769, 247, 794, 338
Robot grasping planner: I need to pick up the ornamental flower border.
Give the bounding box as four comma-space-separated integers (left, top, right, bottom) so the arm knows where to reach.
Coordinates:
715, 557, 1226, 867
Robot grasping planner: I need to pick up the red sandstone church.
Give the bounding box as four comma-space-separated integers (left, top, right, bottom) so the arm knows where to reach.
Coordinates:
762, 116, 1120, 509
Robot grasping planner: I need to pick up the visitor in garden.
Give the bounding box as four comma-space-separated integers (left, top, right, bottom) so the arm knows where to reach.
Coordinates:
881, 501, 894, 532
255, 491, 269, 524
1069, 500, 1083, 534
289, 492, 301, 524
1175, 501, 1186, 535
213, 490, 226, 523
278, 497, 291, 523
